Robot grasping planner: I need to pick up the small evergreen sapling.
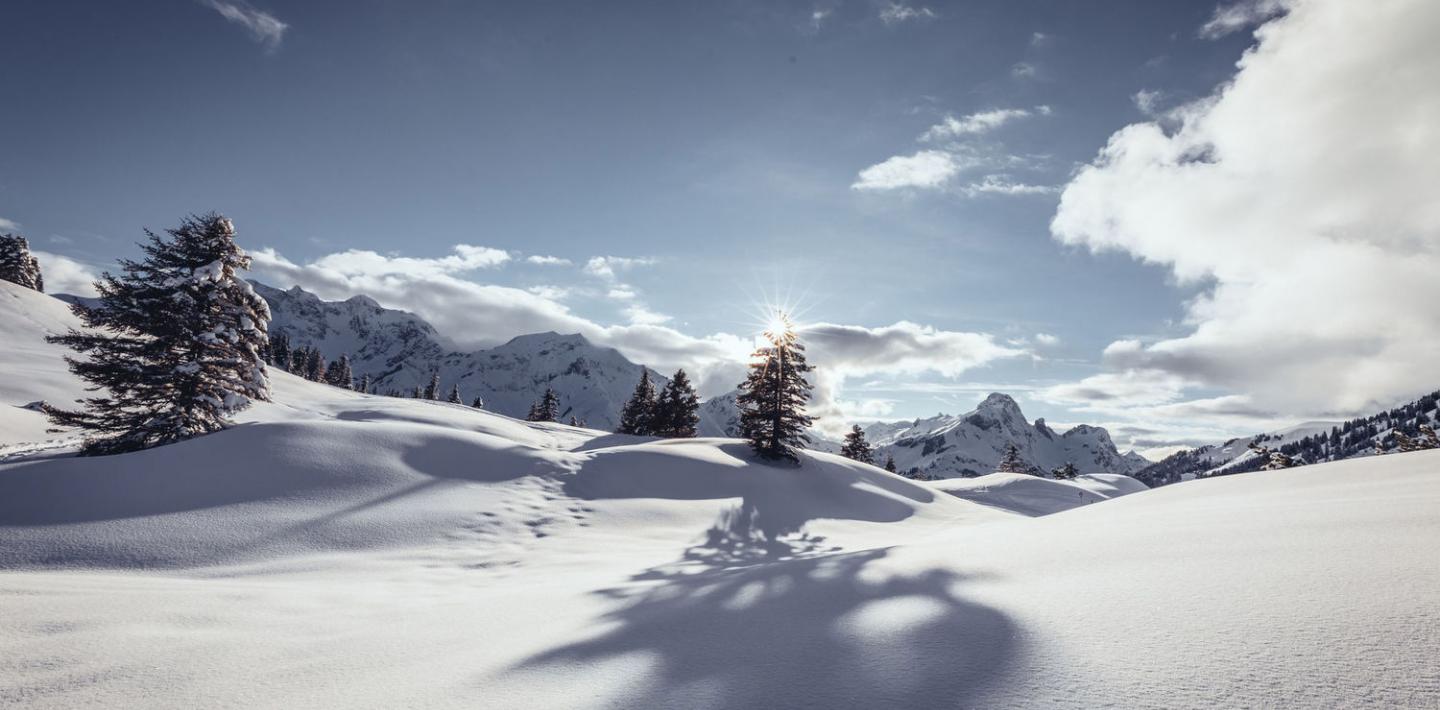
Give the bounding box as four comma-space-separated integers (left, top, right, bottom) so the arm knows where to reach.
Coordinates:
471, 396, 484, 409
997, 442, 1029, 474
447, 384, 462, 404
46, 213, 269, 455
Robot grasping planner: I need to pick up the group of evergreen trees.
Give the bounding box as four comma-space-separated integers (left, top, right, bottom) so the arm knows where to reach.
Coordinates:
0, 233, 44, 292
265, 333, 359, 392
617, 369, 700, 438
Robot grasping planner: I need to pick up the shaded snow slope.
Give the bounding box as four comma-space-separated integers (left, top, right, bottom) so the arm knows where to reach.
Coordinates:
926, 471, 1146, 517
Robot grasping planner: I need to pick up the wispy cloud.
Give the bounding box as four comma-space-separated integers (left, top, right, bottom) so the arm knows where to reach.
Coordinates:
920, 106, 1048, 141
878, 3, 936, 26
851, 149, 961, 191
582, 256, 656, 280
960, 175, 1057, 197
525, 255, 572, 266
202, 0, 289, 51
0, 217, 19, 231
1199, 0, 1289, 39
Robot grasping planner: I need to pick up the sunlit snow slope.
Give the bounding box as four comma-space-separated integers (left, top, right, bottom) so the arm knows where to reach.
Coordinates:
1, 279, 1437, 709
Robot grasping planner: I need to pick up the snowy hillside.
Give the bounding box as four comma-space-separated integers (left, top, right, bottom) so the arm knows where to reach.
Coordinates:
868, 392, 1149, 479
0, 282, 90, 451
258, 282, 669, 430
3, 275, 1439, 707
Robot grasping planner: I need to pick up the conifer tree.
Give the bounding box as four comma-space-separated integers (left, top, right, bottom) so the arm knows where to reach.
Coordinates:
326, 354, 353, 389
423, 372, 441, 400
997, 442, 1028, 474
471, 396, 484, 409
653, 368, 700, 438
840, 424, 874, 465
268, 332, 291, 371
1051, 462, 1079, 480
884, 455, 898, 474
357, 373, 372, 394
447, 384, 462, 404
46, 213, 269, 455
289, 347, 306, 375
568, 415, 580, 427
527, 387, 560, 422
618, 370, 658, 435
304, 348, 326, 382
0, 233, 43, 292
736, 313, 814, 462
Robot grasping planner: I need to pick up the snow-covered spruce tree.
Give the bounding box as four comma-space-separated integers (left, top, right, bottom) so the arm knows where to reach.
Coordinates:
1051, 462, 1079, 480
46, 214, 269, 455
997, 442, 1028, 474
357, 373, 372, 394
653, 368, 700, 438
736, 314, 814, 462
883, 455, 898, 474
326, 354, 354, 389
447, 384, 462, 404
840, 424, 874, 465
527, 387, 560, 422
568, 415, 579, 427
0, 233, 44, 292
470, 396, 484, 409
268, 332, 291, 372
618, 370, 658, 435
288, 347, 306, 375
423, 372, 441, 400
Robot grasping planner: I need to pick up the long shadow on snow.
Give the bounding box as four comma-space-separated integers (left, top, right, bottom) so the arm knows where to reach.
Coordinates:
516, 500, 1018, 709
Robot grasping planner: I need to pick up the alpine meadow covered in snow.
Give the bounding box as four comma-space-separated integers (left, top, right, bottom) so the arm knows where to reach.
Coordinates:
2, 1, 1439, 708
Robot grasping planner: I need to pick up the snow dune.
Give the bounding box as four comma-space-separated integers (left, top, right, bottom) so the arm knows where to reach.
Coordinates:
1, 281, 1438, 708
928, 471, 1147, 517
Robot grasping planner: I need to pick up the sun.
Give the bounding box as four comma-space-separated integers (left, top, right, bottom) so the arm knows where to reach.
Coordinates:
764, 311, 794, 339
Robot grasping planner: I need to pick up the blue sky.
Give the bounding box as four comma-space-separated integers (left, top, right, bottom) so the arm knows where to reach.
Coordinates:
5, 1, 1436, 454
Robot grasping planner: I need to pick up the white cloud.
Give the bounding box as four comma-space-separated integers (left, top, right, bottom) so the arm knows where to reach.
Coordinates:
525, 255, 572, 266
248, 246, 1020, 419
878, 3, 936, 25
0, 217, 19, 231
1132, 89, 1164, 116
583, 256, 656, 280
309, 244, 509, 279
961, 175, 1056, 197
1034, 333, 1060, 346
851, 149, 959, 190
920, 107, 1044, 141
1200, 0, 1289, 39
32, 250, 100, 297
202, 0, 288, 50
1052, 0, 1440, 424
1030, 32, 1051, 47
809, 7, 832, 32
1011, 62, 1038, 79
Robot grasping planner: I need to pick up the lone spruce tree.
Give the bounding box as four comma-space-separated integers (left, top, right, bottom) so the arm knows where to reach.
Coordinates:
736, 313, 813, 462
423, 372, 441, 400
46, 214, 270, 455
618, 370, 657, 435
268, 332, 291, 371
840, 424, 874, 465
883, 455, 898, 474
653, 368, 700, 438
447, 384, 462, 404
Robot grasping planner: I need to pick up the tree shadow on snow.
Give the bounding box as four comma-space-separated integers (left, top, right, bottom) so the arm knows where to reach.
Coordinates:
514, 489, 1019, 709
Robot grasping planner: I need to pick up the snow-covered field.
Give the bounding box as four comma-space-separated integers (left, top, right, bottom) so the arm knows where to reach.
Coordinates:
2, 281, 1438, 708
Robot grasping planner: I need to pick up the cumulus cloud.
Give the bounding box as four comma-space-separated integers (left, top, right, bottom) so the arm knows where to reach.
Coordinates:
202, 0, 288, 50
525, 255, 571, 266
306, 245, 509, 279
851, 150, 960, 190
960, 175, 1056, 197
1131, 89, 1164, 116
583, 256, 656, 280
1051, 0, 1440, 424
1034, 333, 1060, 347
31, 251, 101, 297
878, 3, 936, 25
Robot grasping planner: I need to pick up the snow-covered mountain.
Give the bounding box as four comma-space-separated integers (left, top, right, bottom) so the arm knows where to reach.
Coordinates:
257, 282, 666, 431
866, 393, 1149, 478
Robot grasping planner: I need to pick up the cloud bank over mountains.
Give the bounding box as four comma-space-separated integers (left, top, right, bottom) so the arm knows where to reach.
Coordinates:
1049, 0, 1440, 428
